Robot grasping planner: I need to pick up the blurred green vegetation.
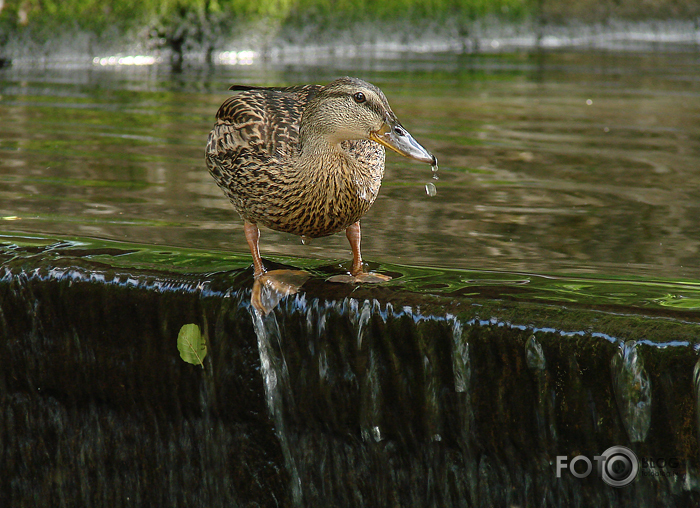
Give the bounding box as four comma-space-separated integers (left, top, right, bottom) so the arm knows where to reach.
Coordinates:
0, 0, 528, 58
0, 0, 697, 60
0, 0, 528, 32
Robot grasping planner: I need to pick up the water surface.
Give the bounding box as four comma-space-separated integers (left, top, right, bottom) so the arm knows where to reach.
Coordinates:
1, 49, 699, 281
3, 47, 700, 505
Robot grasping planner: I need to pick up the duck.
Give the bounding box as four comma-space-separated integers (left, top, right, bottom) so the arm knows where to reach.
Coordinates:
205, 76, 435, 281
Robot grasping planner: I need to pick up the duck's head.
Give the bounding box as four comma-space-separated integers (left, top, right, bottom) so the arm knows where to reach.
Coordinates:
300, 77, 435, 165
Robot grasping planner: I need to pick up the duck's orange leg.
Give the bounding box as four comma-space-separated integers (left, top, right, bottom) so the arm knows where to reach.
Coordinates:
346, 221, 363, 276
244, 221, 266, 277
340, 221, 391, 283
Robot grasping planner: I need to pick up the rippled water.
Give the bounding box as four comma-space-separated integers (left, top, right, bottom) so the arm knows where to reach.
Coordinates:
1, 49, 699, 280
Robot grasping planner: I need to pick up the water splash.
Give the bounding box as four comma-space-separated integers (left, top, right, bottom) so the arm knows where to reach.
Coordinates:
610, 340, 652, 443
351, 299, 385, 442
354, 299, 372, 349
525, 335, 546, 371
451, 319, 469, 393
300, 236, 311, 245
251, 308, 304, 505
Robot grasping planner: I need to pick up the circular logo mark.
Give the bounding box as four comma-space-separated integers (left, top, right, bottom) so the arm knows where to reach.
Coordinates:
601, 446, 639, 487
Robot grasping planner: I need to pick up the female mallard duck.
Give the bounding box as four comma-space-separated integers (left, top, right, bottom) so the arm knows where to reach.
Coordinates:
205, 76, 435, 281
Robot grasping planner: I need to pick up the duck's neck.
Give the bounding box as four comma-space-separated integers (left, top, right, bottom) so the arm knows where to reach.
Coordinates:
297, 131, 352, 178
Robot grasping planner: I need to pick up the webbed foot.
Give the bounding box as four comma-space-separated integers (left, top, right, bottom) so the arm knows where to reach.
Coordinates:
251, 269, 311, 315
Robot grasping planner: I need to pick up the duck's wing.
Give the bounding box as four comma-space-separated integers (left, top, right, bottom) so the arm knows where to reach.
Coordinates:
205, 84, 323, 216
207, 84, 321, 160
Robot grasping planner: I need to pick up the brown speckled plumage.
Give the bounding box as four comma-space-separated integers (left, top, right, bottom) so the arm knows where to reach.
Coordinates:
206, 78, 385, 238
205, 76, 434, 278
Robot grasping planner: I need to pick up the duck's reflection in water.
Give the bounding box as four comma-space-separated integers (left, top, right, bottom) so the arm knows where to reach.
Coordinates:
251, 269, 312, 315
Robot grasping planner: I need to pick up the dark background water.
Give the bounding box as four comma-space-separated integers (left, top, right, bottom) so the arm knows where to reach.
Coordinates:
2, 48, 700, 281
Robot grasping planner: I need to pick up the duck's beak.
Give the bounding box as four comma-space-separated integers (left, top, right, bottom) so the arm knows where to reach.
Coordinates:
370, 121, 436, 165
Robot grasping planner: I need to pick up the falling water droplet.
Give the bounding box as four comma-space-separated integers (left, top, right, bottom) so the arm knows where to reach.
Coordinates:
301, 236, 311, 245
425, 182, 437, 197
431, 161, 439, 180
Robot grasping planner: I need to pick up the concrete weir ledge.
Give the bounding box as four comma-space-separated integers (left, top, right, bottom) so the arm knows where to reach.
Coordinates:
1, 234, 700, 507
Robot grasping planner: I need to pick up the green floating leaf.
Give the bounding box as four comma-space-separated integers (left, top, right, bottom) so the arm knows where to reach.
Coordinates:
177, 323, 206, 368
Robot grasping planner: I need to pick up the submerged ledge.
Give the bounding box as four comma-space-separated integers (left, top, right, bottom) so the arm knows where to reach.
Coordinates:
1, 233, 700, 506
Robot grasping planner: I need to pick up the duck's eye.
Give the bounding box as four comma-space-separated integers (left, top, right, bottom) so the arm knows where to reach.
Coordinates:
353, 92, 366, 103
